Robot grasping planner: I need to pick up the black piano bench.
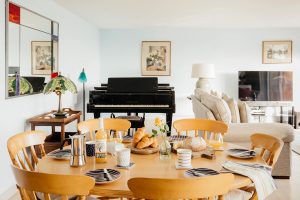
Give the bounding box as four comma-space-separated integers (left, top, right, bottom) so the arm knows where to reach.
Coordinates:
111, 113, 145, 136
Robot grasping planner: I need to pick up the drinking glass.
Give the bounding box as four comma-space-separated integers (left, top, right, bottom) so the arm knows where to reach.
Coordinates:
208, 133, 223, 150
110, 131, 123, 143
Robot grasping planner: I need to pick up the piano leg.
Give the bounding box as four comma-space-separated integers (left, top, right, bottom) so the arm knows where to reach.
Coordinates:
166, 112, 173, 136
94, 112, 100, 119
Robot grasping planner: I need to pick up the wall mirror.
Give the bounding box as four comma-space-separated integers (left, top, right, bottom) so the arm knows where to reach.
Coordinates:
5, 0, 59, 98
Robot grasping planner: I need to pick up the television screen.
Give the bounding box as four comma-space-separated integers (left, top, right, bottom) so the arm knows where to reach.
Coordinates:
238, 71, 293, 101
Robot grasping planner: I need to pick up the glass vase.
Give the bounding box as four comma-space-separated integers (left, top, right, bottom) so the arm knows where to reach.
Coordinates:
159, 133, 171, 160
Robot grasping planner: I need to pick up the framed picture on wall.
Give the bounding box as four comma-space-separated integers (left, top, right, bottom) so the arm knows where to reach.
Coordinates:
262, 40, 292, 64
31, 41, 58, 75
141, 41, 171, 76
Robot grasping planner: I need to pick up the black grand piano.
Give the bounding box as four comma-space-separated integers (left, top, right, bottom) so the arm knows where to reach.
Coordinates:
87, 77, 175, 132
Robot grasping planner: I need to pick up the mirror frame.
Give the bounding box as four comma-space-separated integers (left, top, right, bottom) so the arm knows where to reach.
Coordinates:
5, 0, 59, 99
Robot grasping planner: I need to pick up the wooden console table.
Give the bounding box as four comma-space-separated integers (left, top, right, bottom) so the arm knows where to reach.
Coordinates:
27, 108, 82, 143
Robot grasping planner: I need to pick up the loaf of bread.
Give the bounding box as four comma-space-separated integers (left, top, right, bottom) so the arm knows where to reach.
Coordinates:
136, 136, 154, 149
150, 137, 158, 148
133, 128, 146, 143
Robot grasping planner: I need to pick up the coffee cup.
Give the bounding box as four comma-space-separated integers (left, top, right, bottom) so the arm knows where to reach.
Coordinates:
116, 148, 131, 167
86, 141, 95, 157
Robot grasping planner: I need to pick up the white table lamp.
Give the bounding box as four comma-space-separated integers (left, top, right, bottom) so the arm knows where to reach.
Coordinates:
191, 63, 215, 92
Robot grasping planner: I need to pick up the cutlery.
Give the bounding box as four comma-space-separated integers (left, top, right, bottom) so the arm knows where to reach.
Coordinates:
192, 171, 206, 176
104, 168, 113, 181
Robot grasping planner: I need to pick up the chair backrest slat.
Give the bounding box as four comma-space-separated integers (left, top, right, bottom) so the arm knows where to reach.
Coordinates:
78, 118, 131, 140
128, 174, 234, 200
11, 165, 95, 199
173, 119, 228, 139
22, 148, 34, 171
44, 193, 51, 200
30, 146, 39, 165
251, 133, 284, 167
16, 153, 27, 170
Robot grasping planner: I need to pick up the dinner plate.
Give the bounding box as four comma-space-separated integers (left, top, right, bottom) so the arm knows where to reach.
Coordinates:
227, 148, 256, 159
47, 149, 71, 160
185, 168, 220, 177
85, 169, 121, 184
168, 135, 188, 142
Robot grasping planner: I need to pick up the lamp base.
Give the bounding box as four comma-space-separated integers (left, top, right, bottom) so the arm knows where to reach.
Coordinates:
196, 78, 212, 92
54, 112, 67, 118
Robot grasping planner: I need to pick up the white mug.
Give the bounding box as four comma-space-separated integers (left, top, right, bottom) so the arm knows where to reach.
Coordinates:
116, 148, 131, 167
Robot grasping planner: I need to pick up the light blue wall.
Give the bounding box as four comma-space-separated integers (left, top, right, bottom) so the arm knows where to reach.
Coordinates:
100, 28, 300, 113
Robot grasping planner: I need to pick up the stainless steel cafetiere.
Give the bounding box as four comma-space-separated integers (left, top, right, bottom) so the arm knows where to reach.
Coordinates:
69, 134, 86, 167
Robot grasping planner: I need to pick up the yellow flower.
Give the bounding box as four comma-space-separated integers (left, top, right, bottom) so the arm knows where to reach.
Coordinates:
154, 117, 162, 126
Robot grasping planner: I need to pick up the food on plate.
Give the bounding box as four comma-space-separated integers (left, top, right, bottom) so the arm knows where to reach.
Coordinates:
191, 137, 207, 152
133, 127, 158, 149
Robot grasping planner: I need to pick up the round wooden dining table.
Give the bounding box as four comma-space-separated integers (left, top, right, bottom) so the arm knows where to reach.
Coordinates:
37, 143, 263, 198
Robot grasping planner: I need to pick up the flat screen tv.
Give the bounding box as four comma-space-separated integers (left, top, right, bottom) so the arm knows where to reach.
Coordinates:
238, 71, 293, 101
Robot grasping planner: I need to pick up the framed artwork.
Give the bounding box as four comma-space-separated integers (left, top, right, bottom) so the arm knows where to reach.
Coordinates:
31, 41, 58, 75
262, 40, 292, 64
141, 41, 171, 76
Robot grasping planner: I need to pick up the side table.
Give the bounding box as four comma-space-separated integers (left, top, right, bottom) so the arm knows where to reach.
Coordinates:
27, 108, 82, 143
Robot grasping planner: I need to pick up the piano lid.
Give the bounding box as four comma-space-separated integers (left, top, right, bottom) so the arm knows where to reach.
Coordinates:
107, 77, 158, 93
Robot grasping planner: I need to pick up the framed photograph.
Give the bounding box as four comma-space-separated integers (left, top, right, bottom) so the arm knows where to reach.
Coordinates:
262, 40, 292, 64
141, 41, 171, 76
31, 41, 58, 75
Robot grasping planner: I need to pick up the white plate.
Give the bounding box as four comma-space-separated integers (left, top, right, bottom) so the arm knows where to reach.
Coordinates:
47, 149, 71, 160
175, 162, 192, 169
85, 169, 121, 184
227, 148, 256, 159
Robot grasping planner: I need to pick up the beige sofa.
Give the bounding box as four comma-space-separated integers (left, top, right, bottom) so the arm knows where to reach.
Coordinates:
191, 91, 294, 178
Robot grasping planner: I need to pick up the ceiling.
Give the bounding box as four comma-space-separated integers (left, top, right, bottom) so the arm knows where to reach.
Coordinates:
54, 0, 300, 29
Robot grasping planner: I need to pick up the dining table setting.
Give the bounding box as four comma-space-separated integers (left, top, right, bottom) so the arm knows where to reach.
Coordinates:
35, 118, 277, 200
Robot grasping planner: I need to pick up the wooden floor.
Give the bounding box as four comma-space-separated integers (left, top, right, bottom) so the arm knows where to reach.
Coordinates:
266, 151, 300, 200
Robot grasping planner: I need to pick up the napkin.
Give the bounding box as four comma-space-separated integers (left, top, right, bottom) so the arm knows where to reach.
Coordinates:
222, 161, 276, 200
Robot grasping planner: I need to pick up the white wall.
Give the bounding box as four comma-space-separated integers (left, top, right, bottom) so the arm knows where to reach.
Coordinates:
0, 0, 101, 196
99, 28, 300, 116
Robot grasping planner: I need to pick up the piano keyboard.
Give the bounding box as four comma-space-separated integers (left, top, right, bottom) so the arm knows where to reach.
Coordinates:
94, 104, 169, 108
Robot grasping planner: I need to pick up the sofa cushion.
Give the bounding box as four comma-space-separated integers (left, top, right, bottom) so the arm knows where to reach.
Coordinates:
191, 95, 215, 120
238, 101, 251, 123
199, 92, 231, 123
223, 95, 241, 123
224, 123, 294, 143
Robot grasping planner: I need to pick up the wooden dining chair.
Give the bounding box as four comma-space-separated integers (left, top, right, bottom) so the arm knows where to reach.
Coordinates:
173, 118, 228, 139
7, 130, 47, 199
128, 174, 234, 200
7, 130, 47, 171
241, 133, 284, 200
78, 118, 131, 140
250, 133, 284, 168
11, 165, 95, 200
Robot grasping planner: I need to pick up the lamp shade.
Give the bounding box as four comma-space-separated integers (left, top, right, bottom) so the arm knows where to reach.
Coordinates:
43, 75, 77, 95
191, 63, 215, 78
78, 68, 87, 83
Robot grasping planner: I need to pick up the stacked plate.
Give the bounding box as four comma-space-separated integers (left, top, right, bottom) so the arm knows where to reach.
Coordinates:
176, 149, 192, 169
185, 168, 220, 177
85, 169, 121, 184
227, 148, 256, 159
